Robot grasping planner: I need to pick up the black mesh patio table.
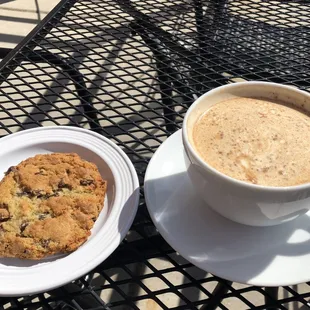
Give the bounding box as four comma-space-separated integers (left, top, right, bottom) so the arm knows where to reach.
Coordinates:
0, 0, 310, 309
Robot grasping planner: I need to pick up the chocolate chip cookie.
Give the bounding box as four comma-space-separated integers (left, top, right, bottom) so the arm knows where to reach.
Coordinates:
0, 153, 107, 259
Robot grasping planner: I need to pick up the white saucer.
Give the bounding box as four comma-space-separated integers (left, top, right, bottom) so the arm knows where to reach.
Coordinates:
144, 129, 310, 286
0, 126, 139, 296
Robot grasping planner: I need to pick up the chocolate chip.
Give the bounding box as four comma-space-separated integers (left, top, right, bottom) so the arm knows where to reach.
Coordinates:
20, 222, 28, 233
38, 213, 48, 220
44, 192, 59, 199
80, 179, 94, 186
5, 166, 16, 175
33, 190, 45, 198
41, 239, 50, 248
58, 179, 72, 189
18, 189, 46, 198
0, 203, 8, 210
19, 190, 57, 199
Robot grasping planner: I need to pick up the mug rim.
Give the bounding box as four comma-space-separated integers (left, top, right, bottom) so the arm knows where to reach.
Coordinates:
182, 81, 310, 192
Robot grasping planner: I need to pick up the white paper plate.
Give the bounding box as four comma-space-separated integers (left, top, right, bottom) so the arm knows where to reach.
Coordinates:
0, 126, 139, 296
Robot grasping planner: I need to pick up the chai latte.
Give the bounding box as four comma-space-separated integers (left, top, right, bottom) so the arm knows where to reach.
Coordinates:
192, 97, 310, 187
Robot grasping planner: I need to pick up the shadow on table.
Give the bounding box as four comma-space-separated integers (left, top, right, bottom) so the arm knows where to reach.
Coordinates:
0, 0, 43, 47
0, 0, 15, 5
86, 245, 210, 309
7, 0, 191, 136
12, 26, 156, 131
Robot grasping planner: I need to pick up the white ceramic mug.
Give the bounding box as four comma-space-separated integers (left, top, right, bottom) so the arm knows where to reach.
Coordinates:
182, 81, 310, 226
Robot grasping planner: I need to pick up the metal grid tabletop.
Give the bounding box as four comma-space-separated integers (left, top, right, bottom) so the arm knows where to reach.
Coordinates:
0, 0, 310, 309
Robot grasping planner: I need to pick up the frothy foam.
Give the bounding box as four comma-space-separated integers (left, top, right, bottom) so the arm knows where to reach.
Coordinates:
193, 97, 310, 187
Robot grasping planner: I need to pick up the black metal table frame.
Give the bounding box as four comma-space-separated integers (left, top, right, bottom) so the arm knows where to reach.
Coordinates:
0, 0, 309, 309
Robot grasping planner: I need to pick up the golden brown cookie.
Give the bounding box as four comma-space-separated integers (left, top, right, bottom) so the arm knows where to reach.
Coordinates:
0, 153, 107, 259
